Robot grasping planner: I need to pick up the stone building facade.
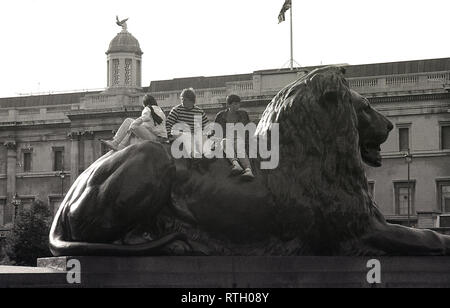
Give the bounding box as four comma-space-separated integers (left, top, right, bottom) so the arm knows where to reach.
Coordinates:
0, 27, 449, 231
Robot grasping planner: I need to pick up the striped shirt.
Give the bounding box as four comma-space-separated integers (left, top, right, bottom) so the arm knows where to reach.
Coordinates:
166, 104, 209, 135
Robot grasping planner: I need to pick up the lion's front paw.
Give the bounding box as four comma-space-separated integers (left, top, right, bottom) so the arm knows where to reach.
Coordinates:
161, 240, 193, 255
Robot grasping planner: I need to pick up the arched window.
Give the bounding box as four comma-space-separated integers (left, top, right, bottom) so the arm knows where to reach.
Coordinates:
125, 59, 132, 85
113, 59, 120, 85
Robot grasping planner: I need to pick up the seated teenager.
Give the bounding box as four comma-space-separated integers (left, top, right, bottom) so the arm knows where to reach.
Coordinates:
214, 94, 254, 180
101, 94, 167, 151
166, 88, 209, 158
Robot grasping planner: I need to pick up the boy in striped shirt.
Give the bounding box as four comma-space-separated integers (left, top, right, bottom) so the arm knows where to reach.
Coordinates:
167, 88, 209, 158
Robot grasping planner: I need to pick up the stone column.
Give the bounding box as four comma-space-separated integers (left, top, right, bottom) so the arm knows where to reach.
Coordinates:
135, 58, 142, 88
68, 132, 80, 185
4, 141, 17, 224
82, 131, 95, 170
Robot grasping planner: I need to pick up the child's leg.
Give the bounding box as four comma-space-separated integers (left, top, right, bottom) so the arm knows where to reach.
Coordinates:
101, 118, 134, 150
117, 132, 132, 150
113, 118, 134, 145
192, 134, 204, 158
235, 136, 251, 170
131, 125, 158, 142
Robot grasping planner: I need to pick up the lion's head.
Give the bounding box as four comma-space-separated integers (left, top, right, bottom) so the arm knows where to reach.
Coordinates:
350, 89, 393, 167
257, 66, 393, 169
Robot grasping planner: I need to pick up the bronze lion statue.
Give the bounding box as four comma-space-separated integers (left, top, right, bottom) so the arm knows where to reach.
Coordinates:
49, 66, 450, 256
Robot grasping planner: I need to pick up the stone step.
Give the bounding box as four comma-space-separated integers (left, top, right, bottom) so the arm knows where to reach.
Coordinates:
1, 257, 449, 288
0, 266, 69, 288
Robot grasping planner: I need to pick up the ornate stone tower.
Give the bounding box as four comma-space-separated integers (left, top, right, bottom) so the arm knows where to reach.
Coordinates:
79, 17, 144, 109
105, 17, 143, 93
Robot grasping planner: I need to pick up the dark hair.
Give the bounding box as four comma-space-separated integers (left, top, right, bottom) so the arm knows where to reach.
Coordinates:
143, 94, 158, 107
180, 88, 196, 103
143, 94, 163, 125
226, 94, 241, 106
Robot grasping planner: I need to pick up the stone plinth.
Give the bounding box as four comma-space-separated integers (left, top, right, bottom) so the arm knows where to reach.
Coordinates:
0, 266, 68, 288
31, 256, 450, 288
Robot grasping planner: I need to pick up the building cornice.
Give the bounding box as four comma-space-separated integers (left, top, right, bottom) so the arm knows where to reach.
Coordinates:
368, 92, 450, 104
0, 120, 70, 131
15, 171, 71, 179
67, 108, 141, 120
385, 215, 418, 221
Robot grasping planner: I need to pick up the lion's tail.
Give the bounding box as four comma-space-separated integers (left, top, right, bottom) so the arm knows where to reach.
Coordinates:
49, 218, 186, 257
49, 231, 186, 257
49, 201, 186, 257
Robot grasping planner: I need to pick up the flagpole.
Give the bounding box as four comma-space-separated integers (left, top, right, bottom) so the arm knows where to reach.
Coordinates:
290, 0, 293, 70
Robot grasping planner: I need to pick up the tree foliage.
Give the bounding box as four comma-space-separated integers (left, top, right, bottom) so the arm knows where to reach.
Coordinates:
4, 200, 52, 266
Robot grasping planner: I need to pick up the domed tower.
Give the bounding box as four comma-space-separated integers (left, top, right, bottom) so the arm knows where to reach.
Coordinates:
106, 17, 143, 92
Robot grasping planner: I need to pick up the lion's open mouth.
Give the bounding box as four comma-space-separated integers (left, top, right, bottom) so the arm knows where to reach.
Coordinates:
361, 142, 382, 167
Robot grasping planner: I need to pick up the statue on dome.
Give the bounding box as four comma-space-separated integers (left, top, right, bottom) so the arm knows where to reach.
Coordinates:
116, 16, 129, 31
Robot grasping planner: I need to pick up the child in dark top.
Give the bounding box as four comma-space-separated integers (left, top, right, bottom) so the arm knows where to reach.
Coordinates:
214, 94, 254, 180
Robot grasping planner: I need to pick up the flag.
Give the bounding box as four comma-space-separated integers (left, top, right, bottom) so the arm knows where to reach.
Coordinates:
278, 0, 292, 23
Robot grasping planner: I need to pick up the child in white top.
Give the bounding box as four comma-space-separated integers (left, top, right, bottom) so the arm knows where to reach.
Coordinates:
138, 102, 167, 139
101, 95, 167, 151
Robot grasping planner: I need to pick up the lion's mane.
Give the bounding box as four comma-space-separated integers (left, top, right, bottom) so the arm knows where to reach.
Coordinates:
257, 67, 378, 254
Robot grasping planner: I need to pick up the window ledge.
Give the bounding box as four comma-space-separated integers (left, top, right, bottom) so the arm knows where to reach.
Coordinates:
382, 150, 450, 159
16, 171, 71, 179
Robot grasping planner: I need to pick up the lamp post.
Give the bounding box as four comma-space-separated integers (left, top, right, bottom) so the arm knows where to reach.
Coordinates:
403, 149, 413, 227
57, 170, 66, 198
11, 193, 21, 223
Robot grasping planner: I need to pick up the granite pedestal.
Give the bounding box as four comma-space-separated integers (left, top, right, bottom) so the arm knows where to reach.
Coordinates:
22, 256, 450, 288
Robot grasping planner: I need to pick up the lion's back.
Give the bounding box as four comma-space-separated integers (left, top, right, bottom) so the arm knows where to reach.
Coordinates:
59, 141, 175, 242
171, 158, 276, 242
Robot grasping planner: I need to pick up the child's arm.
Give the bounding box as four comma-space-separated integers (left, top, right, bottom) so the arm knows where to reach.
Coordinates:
139, 107, 152, 123
127, 108, 149, 132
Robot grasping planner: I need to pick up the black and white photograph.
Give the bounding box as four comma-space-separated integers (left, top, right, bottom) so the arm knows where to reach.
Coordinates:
0, 0, 450, 293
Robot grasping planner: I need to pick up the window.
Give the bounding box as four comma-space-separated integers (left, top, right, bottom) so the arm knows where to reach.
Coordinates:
394, 182, 415, 215
442, 126, 450, 150
125, 59, 132, 85
23, 151, 32, 172
399, 127, 409, 152
49, 196, 63, 216
113, 59, 120, 85
20, 197, 35, 212
53, 147, 64, 171
438, 181, 450, 213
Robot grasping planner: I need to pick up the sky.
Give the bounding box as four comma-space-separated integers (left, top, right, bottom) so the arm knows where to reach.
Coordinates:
1, 0, 450, 98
